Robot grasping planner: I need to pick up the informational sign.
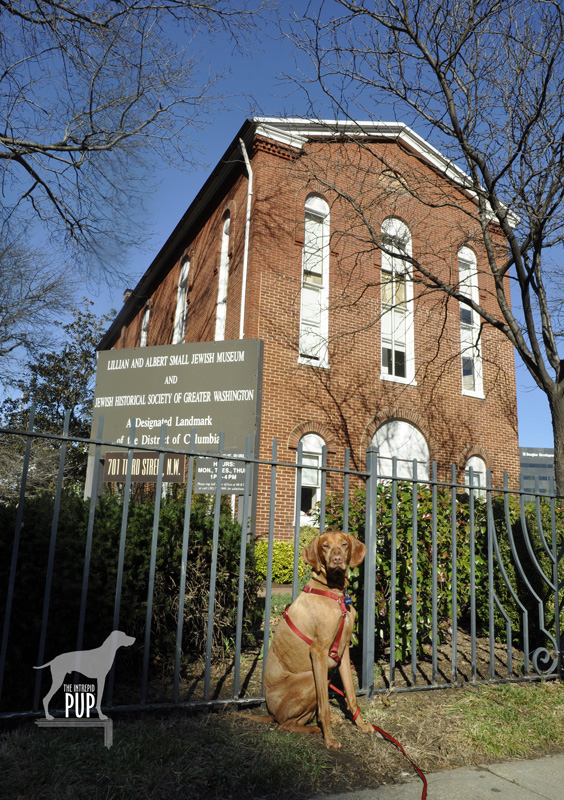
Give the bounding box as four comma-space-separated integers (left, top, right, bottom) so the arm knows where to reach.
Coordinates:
90, 339, 263, 491
194, 455, 249, 494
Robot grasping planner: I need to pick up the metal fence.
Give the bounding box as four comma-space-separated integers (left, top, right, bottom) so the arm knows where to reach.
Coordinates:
1, 413, 563, 719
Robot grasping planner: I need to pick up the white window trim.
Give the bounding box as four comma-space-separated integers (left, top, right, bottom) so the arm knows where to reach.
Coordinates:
371, 420, 430, 482
458, 247, 484, 398
298, 196, 330, 368
139, 306, 150, 347
380, 218, 416, 385
465, 455, 487, 498
172, 258, 190, 345
215, 215, 231, 342
296, 433, 325, 526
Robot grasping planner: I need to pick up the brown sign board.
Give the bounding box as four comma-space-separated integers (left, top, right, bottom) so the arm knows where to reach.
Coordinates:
104, 451, 186, 483
90, 339, 263, 492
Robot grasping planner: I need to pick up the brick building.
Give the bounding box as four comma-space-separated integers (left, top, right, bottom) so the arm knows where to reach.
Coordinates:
99, 118, 520, 538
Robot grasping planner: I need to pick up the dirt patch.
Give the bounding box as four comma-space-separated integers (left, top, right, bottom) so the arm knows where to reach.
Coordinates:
133, 625, 526, 708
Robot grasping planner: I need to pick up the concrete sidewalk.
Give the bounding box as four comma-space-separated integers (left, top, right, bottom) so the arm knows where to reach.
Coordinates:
311, 754, 564, 799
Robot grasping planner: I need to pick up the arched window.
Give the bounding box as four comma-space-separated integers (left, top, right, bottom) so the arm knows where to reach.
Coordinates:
371, 420, 429, 481
458, 247, 483, 396
139, 305, 150, 347
380, 218, 414, 383
215, 214, 231, 341
172, 258, 190, 345
299, 195, 329, 367
296, 433, 325, 525
465, 455, 487, 498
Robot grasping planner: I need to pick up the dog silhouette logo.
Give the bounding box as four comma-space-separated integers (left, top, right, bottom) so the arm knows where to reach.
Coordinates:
34, 630, 135, 720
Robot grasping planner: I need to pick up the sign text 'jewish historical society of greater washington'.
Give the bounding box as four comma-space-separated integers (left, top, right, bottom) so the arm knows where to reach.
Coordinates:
91, 339, 263, 492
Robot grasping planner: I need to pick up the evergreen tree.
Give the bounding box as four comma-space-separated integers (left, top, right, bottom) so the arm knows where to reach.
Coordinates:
0, 301, 112, 495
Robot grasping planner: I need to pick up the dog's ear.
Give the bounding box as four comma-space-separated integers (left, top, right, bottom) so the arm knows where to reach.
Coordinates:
347, 535, 367, 568
303, 537, 323, 571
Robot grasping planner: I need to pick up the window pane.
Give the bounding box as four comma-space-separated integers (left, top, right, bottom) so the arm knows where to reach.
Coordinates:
300, 323, 322, 359
462, 356, 475, 390
460, 306, 473, 326
303, 213, 324, 282
179, 259, 190, 287
391, 309, 406, 345
394, 348, 406, 377
395, 273, 406, 307
301, 486, 316, 515
372, 419, 430, 482
303, 269, 323, 286
381, 271, 393, 305
382, 346, 393, 374
301, 285, 322, 322
302, 454, 320, 487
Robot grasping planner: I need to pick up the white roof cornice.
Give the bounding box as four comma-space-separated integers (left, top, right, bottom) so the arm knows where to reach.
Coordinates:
254, 117, 469, 186
253, 117, 517, 226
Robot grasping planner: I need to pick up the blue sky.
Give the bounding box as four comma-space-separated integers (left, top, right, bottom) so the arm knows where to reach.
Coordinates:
89, 11, 554, 450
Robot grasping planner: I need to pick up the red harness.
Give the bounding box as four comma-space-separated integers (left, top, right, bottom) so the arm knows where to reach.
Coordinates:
282, 585, 350, 665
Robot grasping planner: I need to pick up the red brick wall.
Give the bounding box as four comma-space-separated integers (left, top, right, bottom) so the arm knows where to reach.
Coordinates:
108, 130, 520, 539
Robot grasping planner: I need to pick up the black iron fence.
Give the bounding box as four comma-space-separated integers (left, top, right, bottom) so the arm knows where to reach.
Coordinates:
1, 412, 563, 719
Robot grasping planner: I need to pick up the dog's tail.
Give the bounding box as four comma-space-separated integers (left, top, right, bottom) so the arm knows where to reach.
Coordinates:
33, 660, 53, 670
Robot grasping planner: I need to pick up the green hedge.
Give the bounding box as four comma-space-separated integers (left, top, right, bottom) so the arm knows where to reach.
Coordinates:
254, 526, 318, 583
320, 484, 564, 662
0, 490, 262, 710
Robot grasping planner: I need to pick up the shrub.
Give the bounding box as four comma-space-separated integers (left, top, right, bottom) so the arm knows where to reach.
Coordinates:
0, 490, 262, 710
254, 526, 319, 583
321, 483, 564, 661
321, 483, 480, 661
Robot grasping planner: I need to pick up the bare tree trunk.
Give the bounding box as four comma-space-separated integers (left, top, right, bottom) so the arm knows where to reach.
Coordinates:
548, 388, 564, 497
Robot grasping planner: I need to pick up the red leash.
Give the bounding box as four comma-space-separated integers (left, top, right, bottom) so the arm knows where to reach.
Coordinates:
370, 720, 427, 799
329, 684, 427, 800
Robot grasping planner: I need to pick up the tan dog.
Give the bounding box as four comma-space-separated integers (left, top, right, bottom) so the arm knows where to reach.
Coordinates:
264, 531, 374, 750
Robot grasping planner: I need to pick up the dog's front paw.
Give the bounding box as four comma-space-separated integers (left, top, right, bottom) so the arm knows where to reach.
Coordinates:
355, 719, 375, 734
324, 734, 342, 750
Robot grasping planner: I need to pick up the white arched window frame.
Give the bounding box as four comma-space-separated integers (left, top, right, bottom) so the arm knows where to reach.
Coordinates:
371, 420, 429, 482
172, 258, 190, 345
458, 247, 484, 397
215, 214, 231, 342
380, 218, 415, 384
465, 455, 487, 498
296, 433, 325, 526
299, 196, 330, 368
139, 305, 150, 347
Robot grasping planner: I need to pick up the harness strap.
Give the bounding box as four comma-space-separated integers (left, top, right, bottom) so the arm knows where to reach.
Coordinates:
282, 607, 313, 647
283, 585, 349, 665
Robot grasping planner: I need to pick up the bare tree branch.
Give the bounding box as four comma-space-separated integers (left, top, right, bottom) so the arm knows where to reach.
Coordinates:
284, 0, 564, 490
0, 0, 270, 267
